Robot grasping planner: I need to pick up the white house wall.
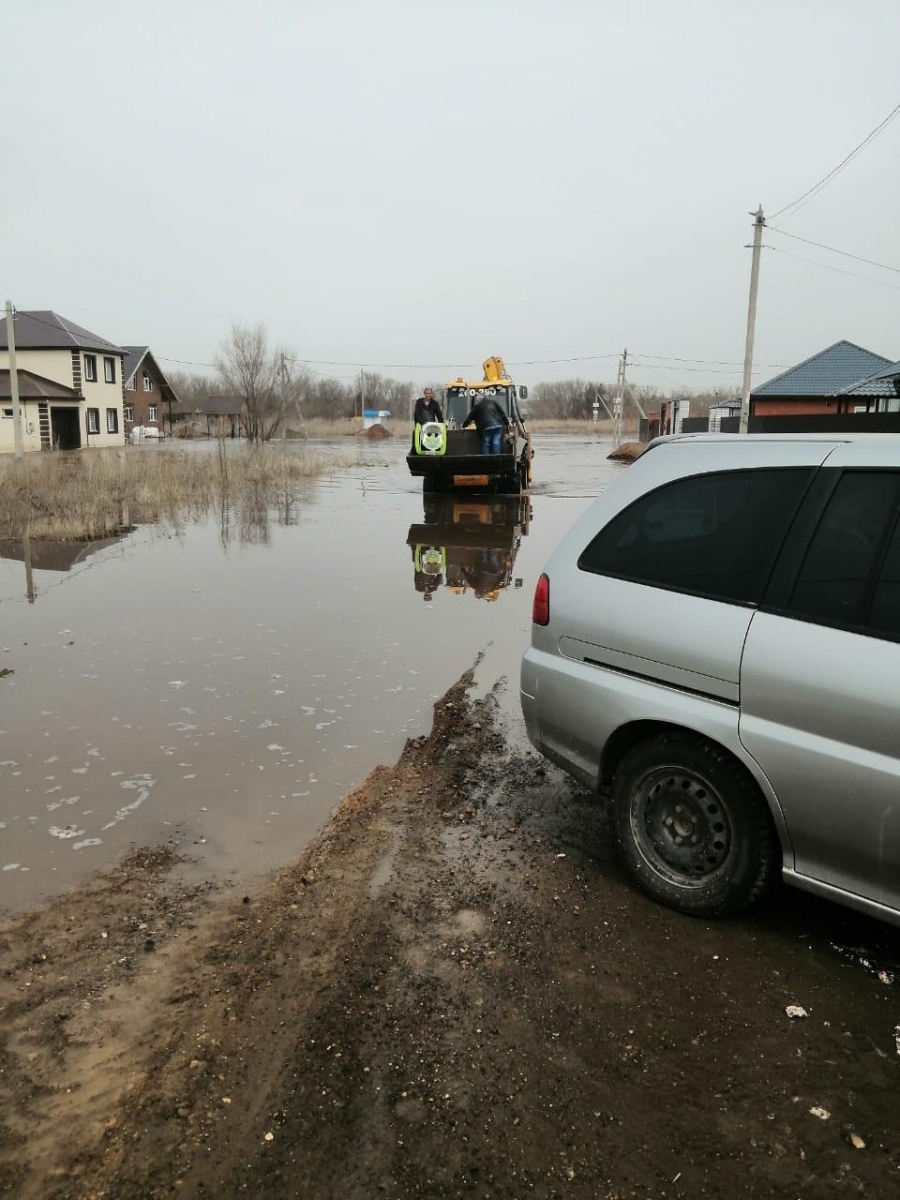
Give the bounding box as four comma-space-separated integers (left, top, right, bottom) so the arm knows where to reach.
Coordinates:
0, 347, 125, 451
0, 400, 43, 453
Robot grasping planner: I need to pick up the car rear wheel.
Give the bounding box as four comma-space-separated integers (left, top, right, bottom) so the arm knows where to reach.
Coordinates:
611, 733, 778, 916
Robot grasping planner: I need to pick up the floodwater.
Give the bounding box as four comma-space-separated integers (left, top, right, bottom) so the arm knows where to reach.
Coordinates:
0, 434, 625, 909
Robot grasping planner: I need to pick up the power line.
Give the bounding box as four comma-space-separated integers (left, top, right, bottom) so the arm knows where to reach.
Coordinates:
769, 99, 900, 223
632, 350, 790, 368
765, 243, 900, 292
630, 361, 761, 376
766, 227, 900, 275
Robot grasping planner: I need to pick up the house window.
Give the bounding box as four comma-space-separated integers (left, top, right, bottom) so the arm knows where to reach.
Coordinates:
103, 356, 116, 383
143, 371, 153, 392
148, 404, 158, 423
126, 376, 136, 390
86, 407, 100, 434
84, 354, 97, 382
1, 408, 13, 419
124, 404, 134, 423
106, 408, 119, 434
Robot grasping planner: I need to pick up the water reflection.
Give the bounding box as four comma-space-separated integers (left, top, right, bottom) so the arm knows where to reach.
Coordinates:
406, 493, 531, 602
0, 529, 132, 603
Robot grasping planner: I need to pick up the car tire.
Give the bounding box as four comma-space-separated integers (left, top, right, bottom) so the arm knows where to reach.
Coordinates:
610, 733, 778, 917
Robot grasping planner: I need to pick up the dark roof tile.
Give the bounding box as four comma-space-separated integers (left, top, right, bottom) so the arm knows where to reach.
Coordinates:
839, 359, 900, 399
751, 340, 892, 398
0, 311, 123, 354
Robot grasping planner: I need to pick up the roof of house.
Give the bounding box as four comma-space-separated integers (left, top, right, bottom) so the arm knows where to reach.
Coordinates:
751, 341, 893, 398
121, 346, 179, 403
0, 369, 82, 401
122, 345, 150, 385
0, 311, 123, 355
173, 396, 243, 417
839, 359, 900, 399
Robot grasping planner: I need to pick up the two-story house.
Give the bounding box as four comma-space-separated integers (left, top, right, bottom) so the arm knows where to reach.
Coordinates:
0, 310, 126, 453
121, 347, 180, 435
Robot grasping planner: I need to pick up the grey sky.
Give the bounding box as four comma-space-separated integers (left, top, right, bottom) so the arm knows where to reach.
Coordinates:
3, 0, 898, 391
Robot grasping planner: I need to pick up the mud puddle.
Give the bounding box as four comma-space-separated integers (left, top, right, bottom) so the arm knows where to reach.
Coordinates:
0, 436, 625, 909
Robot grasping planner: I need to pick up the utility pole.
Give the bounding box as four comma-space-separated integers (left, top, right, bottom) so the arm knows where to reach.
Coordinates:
359, 369, 365, 422
5, 301, 23, 458
613, 348, 632, 443
280, 351, 288, 442
739, 206, 765, 434
623, 348, 648, 421
595, 385, 614, 423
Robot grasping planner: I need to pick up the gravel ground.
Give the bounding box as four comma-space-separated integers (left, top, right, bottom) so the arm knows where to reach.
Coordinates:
1, 672, 899, 1199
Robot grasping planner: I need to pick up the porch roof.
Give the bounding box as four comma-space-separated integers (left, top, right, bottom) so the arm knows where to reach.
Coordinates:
0, 369, 82, 401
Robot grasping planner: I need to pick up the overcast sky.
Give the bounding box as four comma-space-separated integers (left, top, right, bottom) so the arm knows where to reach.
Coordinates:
3, 0, 898, 390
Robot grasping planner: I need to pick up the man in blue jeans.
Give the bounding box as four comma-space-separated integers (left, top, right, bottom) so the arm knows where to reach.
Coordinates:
462, 393, 508, 455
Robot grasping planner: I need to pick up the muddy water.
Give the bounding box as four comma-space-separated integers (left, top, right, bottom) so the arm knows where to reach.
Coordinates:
0, 434, 625, 909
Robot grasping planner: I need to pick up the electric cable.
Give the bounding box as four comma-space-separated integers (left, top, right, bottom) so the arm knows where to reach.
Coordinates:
769, 100, 900, 223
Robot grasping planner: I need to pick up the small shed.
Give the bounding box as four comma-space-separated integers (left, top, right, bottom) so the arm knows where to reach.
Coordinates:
171, 396, 244, 438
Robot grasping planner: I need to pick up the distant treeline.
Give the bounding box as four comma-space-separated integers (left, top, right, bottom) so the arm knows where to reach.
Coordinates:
168, 366, 421, 423
527, 379, 740, 421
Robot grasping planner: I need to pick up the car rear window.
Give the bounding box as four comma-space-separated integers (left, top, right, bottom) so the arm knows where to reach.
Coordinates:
868, 517, 900, 638
789, 471, 900, 628
578, 468, 812, 606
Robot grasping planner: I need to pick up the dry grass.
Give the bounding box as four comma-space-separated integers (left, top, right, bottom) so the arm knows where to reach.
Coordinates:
0, 443, 355, 540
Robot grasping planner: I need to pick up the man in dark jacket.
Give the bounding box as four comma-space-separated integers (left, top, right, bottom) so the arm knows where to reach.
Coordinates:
463, 392, 508, 455
413, 387, 443, 427
412, 387, 443, 451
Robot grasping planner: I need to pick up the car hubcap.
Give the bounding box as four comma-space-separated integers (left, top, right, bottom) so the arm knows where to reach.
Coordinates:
630, 768, 733, 887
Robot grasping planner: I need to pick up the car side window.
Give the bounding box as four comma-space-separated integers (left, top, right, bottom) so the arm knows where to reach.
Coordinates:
578, 468, 812, 605
788, 472, 900, 628
866, 514, 900, 638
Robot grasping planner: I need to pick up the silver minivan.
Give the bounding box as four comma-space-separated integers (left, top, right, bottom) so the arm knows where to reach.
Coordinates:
521, 435, 900, 925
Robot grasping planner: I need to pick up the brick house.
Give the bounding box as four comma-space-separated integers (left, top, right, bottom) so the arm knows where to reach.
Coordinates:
0, 311, 126, 452
121, 347, 180, 436
750, 341, 893, 418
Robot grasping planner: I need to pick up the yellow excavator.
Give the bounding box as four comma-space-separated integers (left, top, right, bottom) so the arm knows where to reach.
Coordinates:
407, 356, 533, 493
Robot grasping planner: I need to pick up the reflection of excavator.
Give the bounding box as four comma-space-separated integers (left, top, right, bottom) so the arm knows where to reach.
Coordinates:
407, 356, 532, 494
406, 492, 531, 602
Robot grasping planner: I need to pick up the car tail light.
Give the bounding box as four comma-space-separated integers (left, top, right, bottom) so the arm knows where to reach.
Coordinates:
533, 573, 550, 626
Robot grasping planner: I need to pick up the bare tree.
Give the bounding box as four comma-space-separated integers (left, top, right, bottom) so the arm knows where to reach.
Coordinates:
166, 369, 217, 405
216, 322, 286, 442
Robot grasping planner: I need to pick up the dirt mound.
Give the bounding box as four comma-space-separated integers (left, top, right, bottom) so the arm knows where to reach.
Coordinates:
355, 424, 392, 440
607, 440, 645, 461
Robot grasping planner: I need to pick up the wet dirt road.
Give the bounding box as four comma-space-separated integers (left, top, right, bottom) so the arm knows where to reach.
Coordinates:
1, 674, 898, 1199
0, 435, 623, 909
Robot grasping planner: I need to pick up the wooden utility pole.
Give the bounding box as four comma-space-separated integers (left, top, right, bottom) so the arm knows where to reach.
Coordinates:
5, 301, 23, 457
740, 206, 765, 434
613, 348, 632, 443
